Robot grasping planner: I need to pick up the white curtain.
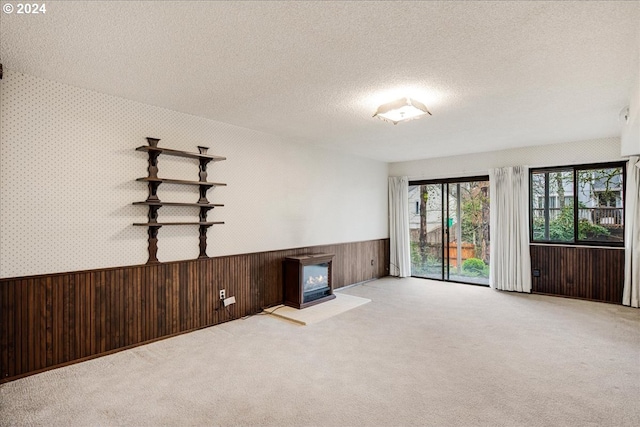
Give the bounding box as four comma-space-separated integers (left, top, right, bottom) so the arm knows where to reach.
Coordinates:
623, 156, 640, 308
489, 166, 532, 292
389, 176, 411, 277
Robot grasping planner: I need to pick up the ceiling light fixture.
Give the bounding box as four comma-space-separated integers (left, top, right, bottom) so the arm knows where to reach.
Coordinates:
373, 97, 431, 124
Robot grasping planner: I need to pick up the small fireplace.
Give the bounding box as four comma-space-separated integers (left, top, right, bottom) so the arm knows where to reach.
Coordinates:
283, 253, 335, 309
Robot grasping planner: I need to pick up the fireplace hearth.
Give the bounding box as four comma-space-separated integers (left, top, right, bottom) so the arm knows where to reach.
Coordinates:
283, 253, 335, 309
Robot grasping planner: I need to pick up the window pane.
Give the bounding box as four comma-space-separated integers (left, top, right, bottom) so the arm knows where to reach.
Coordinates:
449, 181, 490, 285
531, 173, 546, 240
547, 170, 574, 242
409, 184, 443, 279
531, 170, 574, 242
576, 167, 624, 243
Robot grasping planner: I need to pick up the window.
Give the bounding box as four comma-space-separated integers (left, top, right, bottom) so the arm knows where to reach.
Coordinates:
530, 162, 625, 246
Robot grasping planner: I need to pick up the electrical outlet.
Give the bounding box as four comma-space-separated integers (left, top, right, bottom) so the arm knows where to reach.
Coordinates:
219, 289, 226, 300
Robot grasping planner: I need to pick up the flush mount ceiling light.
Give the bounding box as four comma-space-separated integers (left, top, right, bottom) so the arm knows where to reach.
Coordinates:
373, 97, 431, 125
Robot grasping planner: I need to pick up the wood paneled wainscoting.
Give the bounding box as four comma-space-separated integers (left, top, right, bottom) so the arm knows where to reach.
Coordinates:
530, 244, 625, 304
0, 239, 389, 383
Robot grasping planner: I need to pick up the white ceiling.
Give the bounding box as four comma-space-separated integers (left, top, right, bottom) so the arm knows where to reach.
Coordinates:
1, 1, 638, 162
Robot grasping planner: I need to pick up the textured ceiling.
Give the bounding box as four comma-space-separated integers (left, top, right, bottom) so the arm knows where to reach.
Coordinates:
1, 1, 639, 162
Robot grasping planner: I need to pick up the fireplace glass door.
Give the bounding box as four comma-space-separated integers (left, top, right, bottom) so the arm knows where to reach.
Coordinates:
303, 262, 331, 303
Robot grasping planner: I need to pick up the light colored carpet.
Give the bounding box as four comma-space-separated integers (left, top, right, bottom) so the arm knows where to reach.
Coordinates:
264, 292, 371, 325
1, 277, 639, 426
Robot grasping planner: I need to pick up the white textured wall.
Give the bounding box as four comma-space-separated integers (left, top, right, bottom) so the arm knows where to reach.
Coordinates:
389, 138, 624, 180
621, 64, 639, 156
0, 71, 389, 278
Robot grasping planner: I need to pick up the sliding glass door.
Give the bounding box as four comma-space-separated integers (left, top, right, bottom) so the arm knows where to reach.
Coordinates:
408, 183, 444, 279
409, 177, 490, 285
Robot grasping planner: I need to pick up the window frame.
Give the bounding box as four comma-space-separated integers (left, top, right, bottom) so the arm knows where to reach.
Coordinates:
408, 175, 490, 285
529, 161, 627, 247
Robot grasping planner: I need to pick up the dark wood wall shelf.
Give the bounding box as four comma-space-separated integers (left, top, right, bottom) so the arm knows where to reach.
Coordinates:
136, 177, 226, 187
133, 222, 225, 226
133, 201, 224, 208
134, 137, 226, 263
136, 145, 227, 161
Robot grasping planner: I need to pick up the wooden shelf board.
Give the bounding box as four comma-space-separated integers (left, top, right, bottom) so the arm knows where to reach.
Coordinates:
133, 222, 225, 226
136, 177, 227, 187
133, 202, 224, 208
136, 145, 226, 161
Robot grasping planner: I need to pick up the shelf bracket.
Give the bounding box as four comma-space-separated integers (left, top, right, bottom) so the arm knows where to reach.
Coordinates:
146, 181, 161, 202
147, 150, 160, 179
198, 224, 213, 259
147, 225, 162, 264
148, 205, 161, 223
146, 137, 160, 147
198, 206, 215, 222
198, 185, 209, 204
199, 158, 212, 182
